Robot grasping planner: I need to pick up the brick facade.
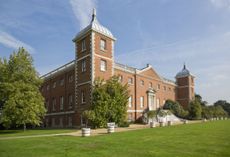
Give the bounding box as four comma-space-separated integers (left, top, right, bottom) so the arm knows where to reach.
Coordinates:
40, 9, 195, 128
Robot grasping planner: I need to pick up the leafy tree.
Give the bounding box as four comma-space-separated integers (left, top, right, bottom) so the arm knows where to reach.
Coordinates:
0, 48, 46, 130
195, 94, 208, 106
189, 99, 202, 120
163, 99, 188, 118
201, 106, 213, 119
214, 100, 230, 116
89, 76, 129, 128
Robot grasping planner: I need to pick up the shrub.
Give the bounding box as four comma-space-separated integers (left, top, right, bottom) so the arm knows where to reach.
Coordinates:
163, 100, 188, 118
189, 99, 202, 120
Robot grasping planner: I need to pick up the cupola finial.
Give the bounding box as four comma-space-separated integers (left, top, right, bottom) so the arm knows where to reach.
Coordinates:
92, 8, 96, 22
183, 62, 186, 70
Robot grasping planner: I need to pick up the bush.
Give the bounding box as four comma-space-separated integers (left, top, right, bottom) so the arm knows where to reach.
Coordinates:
189, 99, 202, 120
163, 100, 188, 118
119, 121, 130, 127
89, 76, 129, 128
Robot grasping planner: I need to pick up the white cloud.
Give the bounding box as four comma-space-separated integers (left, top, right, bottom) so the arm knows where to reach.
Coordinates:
210, 0, 230, 9
0, 31, 35, 53
69, 0, 97, 29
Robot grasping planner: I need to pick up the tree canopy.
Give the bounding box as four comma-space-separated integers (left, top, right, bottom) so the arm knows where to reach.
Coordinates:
188, 98, 202, 120
0, 48, 46, 130
85, 76, 129, 128
163, 99, 188, 118
214, 100, 230, 116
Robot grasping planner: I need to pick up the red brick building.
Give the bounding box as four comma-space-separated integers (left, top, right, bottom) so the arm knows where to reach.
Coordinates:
41, 9, 195, 128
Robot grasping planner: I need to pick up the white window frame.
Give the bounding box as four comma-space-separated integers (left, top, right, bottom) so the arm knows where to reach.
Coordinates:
82, 59, 86, 72
68, 94, 73, 109
157, 98, 160, 108
118, 75, 123, 82
81, 39, 86, 52
140, 96, 144, 108
100, 60, 107, 71
100, 39, 106, 50
128, 77, 133, 84
81, 91, 86, 104
128, 96, 132, 108
53, 82, 56, 89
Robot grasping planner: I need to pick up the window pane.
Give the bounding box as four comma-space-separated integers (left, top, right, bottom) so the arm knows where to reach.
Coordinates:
81, 39, 86, 51
100, 39, 106, 50
128, 96, 132, 107
100, 60, 106, 71
82, 59, 86, 72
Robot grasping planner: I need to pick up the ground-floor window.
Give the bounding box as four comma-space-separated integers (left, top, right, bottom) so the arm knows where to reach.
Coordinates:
140, 96, 144, 108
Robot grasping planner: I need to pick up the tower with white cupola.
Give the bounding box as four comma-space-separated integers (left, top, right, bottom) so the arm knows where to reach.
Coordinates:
72, 9, 116, 124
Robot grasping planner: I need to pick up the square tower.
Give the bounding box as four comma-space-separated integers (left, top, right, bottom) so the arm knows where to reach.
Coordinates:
72, 9, 116, 125
176, 64, 195, 109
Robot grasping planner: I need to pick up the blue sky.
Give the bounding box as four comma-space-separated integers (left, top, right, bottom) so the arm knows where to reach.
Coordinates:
0, 0, 230, 104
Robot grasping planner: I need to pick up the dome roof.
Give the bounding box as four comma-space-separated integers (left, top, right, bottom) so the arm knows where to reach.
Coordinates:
73, 9, 115, 41
176, 64, 192, 78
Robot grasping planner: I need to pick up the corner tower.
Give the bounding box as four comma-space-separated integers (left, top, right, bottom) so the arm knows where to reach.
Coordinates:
72, 9, 116, 125
175, 64, 195, 109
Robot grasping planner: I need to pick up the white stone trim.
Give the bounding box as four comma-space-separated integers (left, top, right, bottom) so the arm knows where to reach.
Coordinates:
46, 111, 75, 116
77, 81, 92, 87
114, 66, 136, 74
91, 32, 95, 83
136, 66, 152, 74
94, 53, 113, 61
75, 44, 78, 108
77, 54, 91, 62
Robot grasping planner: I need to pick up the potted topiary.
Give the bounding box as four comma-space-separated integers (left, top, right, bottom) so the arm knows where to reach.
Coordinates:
81, 110, 94, 137
147, 110, 157, 128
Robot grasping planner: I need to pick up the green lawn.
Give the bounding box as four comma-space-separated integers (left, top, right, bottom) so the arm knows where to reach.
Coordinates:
0, 129, 76, 137
0, 120, 230, 157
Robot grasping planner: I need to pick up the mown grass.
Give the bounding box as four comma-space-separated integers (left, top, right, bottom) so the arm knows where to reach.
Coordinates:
0, 120, 229, 157
0, 129, 76, 137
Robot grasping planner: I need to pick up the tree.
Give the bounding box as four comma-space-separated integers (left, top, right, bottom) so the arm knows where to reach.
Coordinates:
189, 99, 202, 120
89, 76, 129, 128
163, 99, 188, 118
0, 48, 46, 130
214, 100, 230, 116
195, 94, 208, 106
